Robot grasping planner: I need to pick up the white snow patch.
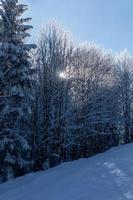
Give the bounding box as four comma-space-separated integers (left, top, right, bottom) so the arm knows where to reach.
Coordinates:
0, 144, 133, 200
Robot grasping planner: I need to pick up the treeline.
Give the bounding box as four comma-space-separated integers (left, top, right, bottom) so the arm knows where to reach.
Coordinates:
0, 0, 133, 183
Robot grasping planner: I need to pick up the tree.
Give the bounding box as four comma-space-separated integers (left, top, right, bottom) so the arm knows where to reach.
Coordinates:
116, 50, 133, 143
0, 0, 36, 182
62, 44, 120, 157
34, 21, 73, 168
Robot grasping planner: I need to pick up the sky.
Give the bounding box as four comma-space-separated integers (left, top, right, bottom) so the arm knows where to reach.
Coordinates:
21, 0, 133, 53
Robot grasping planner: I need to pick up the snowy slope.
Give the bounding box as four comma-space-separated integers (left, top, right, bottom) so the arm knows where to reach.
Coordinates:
0, 144, 133, 200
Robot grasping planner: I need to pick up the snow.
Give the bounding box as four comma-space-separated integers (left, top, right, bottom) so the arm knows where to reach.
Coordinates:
0, 144, 133, 200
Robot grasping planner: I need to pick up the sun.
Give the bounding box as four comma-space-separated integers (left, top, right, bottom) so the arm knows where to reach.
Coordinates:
59, 72, 66, 79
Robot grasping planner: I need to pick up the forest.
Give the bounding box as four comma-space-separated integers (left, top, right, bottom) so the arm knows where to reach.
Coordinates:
0, 0, 133, 183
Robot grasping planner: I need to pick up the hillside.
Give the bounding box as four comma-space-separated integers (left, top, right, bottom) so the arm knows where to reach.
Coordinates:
0, 144, 133, 200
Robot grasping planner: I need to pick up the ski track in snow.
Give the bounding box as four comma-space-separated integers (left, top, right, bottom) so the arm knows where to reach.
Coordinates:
0, 144, 133, 200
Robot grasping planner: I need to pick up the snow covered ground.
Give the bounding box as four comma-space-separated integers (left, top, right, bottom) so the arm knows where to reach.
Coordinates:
0, 144, 133, 200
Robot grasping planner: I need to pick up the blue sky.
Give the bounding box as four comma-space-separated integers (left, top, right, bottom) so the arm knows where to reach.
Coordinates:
22, 0, 133, 53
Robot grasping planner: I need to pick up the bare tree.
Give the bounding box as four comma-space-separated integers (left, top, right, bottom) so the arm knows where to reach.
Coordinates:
34, 21, 73, 167
116, 50, 133, 143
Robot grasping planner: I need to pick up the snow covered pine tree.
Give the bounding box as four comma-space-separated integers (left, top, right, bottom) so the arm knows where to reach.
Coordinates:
0, 0, 36, 182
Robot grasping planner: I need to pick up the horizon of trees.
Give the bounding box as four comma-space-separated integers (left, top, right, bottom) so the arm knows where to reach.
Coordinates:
0, 0, 133, 183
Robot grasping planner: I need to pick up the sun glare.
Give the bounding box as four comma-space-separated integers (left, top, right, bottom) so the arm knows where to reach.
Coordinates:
59, 72, 66, 79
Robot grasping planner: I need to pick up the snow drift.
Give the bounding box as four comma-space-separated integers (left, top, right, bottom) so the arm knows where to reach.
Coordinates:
0, 144, 133, 200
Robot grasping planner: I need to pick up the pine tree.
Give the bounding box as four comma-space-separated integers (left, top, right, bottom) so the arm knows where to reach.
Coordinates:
0, 0, 36, 182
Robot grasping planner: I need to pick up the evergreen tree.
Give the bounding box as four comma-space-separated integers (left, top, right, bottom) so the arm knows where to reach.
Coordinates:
0, 0, 36, 182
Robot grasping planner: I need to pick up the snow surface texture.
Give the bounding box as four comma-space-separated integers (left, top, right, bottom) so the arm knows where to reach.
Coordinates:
0, 144, 133, 200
